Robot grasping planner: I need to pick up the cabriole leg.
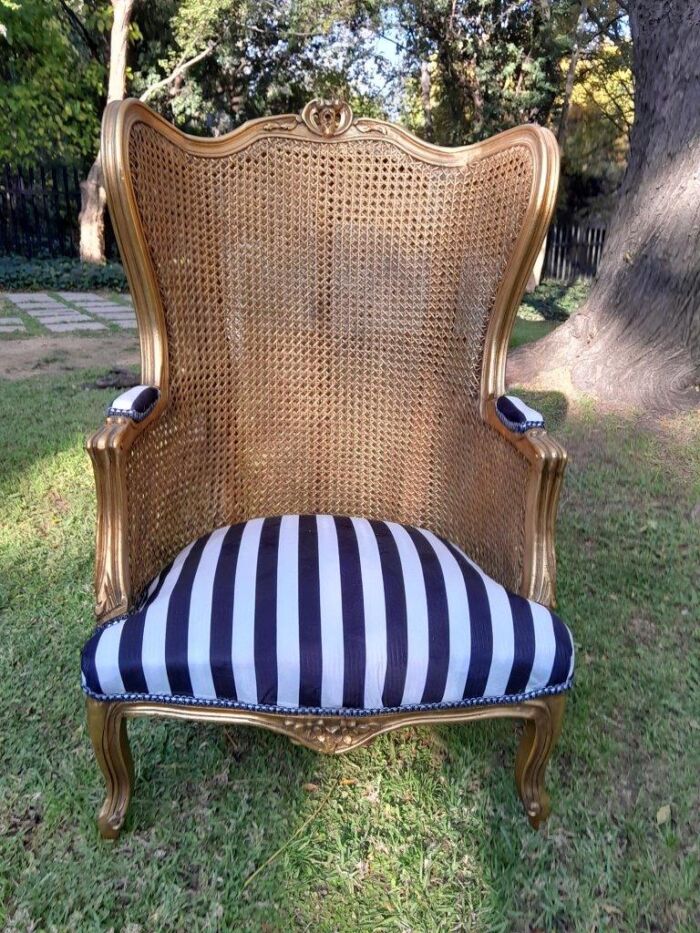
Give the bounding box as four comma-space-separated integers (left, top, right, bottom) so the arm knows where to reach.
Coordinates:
86, 697, 134, 840
515, 694, 566, 829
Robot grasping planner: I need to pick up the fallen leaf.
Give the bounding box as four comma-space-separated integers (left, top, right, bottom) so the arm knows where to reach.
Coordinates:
656, 804, 671, 825
302, 782, 319, 793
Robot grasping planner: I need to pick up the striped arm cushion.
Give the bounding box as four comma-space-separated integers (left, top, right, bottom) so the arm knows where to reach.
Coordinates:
82, 515, 574, 715
107, 385, 159, 421
496, 395, 545, 432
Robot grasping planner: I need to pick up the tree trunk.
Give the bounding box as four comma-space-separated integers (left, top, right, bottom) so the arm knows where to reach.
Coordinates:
557, 0, 588, 147
79, 156, 108, 264
509, 0, 700, 411
79, 0, 134, 264
421, 61, 433, 140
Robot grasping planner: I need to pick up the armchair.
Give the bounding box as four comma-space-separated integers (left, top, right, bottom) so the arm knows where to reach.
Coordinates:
82, 98, 572, 839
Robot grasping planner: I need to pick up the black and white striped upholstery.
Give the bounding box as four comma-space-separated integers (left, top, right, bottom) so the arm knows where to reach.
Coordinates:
81, 516, 574, 714
107, 385, 159, 421
496, 395, 545, 432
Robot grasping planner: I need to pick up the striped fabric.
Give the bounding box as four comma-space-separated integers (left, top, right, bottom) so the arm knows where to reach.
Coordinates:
496, 395, 545, 432
81, 515, 574, 714
107, 385, 159, 421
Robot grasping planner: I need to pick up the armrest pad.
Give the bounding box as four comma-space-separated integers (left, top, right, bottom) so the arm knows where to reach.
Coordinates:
107, 385, 159, 421
496, 395, 545, 433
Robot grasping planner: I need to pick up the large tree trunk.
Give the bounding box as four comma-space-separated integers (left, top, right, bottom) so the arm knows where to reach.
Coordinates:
509, 0, 700, 410
79, 0, 134, 263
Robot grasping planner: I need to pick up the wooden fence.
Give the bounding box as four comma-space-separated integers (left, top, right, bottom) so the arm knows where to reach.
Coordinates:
543, 220, 606, 283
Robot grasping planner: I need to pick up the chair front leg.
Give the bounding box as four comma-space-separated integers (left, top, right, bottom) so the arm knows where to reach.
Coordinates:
86, 698, 134, 840
515, 694, 566, 828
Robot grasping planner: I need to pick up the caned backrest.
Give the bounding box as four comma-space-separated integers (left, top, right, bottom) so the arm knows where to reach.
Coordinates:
103, 99, 558, 597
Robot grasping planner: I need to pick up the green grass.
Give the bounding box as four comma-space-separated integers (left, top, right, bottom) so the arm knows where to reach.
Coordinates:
510, 317, 559, 349
1, 372, 698, 931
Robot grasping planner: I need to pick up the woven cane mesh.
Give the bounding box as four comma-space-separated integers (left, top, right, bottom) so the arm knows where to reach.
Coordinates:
125, 124, 533, 599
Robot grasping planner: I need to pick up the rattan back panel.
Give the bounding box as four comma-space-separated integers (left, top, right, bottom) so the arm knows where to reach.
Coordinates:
124, 123, 534, 597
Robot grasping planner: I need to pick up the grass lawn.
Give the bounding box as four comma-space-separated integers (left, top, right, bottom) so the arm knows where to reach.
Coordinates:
1, 316, 699, 929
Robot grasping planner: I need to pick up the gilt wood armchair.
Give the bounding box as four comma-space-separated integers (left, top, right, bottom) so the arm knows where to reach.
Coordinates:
81, 99, 572, 839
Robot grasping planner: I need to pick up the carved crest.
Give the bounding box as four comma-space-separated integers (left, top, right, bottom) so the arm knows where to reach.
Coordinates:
301, 99, 354, 137
282, 716, 380, 753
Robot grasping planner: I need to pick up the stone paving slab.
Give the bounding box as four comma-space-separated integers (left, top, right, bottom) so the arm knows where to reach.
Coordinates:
73, 304, 134, 315
2, 292, 54, 302
0, 324, 25, 332
47, 322, 107, 332
56, 291, 104, 301
86, 307, 135, 317
68, 295, 126, 302
28, 312, 84, 320
31, 316, 88, 325
9, 300, 65, 310
24, 309, 90, 320
0, 316, 24, 325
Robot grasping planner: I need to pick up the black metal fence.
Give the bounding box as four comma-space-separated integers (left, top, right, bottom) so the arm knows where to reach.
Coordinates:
0, 163, 88, 257
543, 220, 607, 283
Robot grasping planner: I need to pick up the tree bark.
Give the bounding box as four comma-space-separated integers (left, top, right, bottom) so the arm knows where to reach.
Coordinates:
509, 0, 700, 411
420, 61, 433, 140
79, 0, 135, 264
557, 0, 589, 147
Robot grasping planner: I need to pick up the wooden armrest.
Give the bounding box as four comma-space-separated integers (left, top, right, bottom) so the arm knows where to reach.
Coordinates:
483, 397, 568, 607
86, 396, 167, 623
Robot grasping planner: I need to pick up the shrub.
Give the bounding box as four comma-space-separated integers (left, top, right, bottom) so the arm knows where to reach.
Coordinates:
0, 255, 127, 292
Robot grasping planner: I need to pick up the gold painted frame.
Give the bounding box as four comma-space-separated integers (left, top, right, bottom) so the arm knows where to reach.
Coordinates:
86, 98, 567, 839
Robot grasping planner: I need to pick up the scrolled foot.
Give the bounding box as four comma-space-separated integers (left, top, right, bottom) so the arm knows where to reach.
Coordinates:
515, 695, 565, 829
86, 698, 134, 840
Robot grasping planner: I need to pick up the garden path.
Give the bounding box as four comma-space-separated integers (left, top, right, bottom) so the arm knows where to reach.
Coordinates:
0, 291, 136, 333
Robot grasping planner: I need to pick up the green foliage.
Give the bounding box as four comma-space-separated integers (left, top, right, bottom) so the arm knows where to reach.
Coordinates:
0, 0, 104, 164
130, 0, 385, 135
0, 255, 127, 291
1, 366, 698, 928
562, 39, 634, 216
511, 279, 590, 347
519, 278, 591, 321
395, 0, 562, 145
0, 0, 634, 225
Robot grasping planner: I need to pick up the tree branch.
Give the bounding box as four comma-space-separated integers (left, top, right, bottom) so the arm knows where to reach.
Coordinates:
139, 41, 218, 103
56, 0, 105, 61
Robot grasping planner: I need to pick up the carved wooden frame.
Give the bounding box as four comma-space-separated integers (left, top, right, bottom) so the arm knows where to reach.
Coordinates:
86, 98, 567, 839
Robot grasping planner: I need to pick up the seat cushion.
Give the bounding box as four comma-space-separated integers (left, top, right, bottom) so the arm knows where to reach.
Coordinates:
81, 515, 574, 714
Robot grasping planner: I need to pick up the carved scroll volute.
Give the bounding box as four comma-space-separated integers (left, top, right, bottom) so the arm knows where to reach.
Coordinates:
301, 99, 354, 137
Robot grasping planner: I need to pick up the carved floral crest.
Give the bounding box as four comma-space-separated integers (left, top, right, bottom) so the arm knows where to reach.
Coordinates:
301, 98, 354, 137
282, 716, 379, 753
